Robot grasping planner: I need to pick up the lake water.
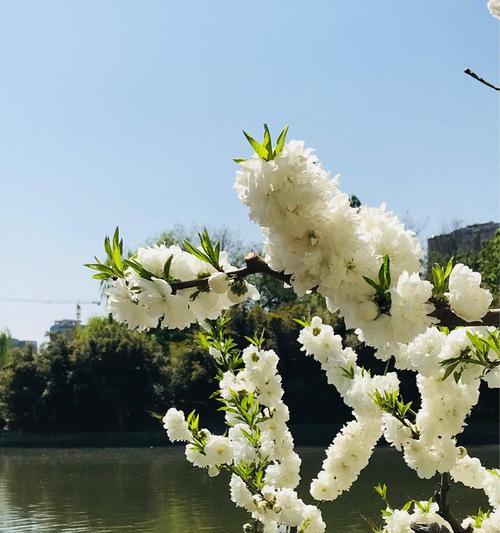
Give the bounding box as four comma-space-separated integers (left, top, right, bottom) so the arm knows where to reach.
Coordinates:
0, 446, 497, 532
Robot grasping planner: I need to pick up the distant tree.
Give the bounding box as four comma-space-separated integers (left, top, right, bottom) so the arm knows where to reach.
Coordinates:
478, 229, 500, 305
0, 330, 10, 368
0, 344, 45, 430
68, 318, 169, 431
0, 318, 169, 431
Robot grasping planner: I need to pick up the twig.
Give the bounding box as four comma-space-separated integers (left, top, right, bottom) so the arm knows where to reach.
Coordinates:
464, 68, 500, 91
170, 252, 500, 328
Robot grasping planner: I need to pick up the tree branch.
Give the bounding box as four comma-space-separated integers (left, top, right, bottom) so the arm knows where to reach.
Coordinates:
170, 252, 499, 329
434, 473, 473, 533
464, 68, 500, 91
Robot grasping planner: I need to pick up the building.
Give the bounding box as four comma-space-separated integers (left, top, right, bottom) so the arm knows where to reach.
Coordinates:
49, 319, 80, 335
9, 338, 37, 351
427, 221, 499, 264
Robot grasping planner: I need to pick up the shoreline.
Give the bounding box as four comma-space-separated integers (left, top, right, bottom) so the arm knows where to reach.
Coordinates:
0, 422, 497, 448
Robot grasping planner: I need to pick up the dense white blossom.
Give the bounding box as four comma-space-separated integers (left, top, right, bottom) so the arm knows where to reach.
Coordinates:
447, 264, 492, 322
381, 501, 452, 533
126, 132, 498, 532
310, 417, 382, 501
235, 140, 435, 358
105, 243, 259, 330
162, 408, 192, 442
488, 0, 500, 19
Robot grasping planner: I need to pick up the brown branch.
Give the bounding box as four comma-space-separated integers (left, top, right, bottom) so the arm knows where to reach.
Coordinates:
170, 252, 499, 329
430, 304, 499, 328
464, 68, 500, 91
170, 253, 292, 292
434, 473, 473, 533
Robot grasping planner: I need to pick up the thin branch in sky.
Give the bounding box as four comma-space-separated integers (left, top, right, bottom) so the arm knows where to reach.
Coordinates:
464, 68, 500, 91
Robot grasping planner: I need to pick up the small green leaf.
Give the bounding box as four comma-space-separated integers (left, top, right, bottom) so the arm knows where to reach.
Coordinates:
243, 130, 268, 159
263, 123, 272, 157
274, 125, 289, 156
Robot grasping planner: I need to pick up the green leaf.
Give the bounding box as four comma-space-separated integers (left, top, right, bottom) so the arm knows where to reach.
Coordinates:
104, 236, 112, 259
402, 500, 412, 512
444, 256, 454, 279
243, 130, 268, 160
263, 123, 272, 157
363, 276, 380, 291
92, 272, 111, 280
163, 255, 173, 280
233, 158, 247, 164
442, 361, 459, 381
274, 125, 289, 156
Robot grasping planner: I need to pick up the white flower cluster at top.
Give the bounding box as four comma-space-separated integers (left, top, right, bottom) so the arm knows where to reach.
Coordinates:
163, 337, 326, 533
106, 243, 259, 331
488, 0, 500, 19
235, 140, 492, 359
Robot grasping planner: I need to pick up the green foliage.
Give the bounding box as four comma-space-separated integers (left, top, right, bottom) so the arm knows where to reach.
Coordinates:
85, 227, 125, 281
372, 389, 412, 419
427, 229, 500, 306
363, 255, 392, 315
0, 330, 11, 368
479, 230, 500, 305
430, 257, 454, 302
440, 329, 500, 383
470, 508, 491, 529
0, 318, 168, 431
182, 228, 222, 272
235, 124, 289, 163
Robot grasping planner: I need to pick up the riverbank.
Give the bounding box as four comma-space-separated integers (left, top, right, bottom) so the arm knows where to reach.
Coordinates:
0, 422, 497, 447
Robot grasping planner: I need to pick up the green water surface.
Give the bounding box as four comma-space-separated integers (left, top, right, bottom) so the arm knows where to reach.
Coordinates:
0, 446, 497, 532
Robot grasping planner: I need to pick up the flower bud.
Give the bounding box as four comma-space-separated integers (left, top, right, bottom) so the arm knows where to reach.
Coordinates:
208, 272, 231, 294
208, 465, 220, 477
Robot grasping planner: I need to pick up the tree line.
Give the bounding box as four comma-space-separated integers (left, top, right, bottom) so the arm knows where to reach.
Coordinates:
0, 228, 497, 433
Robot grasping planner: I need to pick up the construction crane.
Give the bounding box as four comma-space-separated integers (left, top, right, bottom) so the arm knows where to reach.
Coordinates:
0, 298, 101, 322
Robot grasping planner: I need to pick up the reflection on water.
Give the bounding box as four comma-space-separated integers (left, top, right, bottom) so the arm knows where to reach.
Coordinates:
0, 446, 497, 532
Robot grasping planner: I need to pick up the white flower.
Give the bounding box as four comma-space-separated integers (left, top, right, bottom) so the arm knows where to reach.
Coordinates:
447, 264, 492, 322
310, 417, 382, 501
488, 0, 500, 19
106, 278, 155, 331
230, 475, 257, 511
135, 277, 196, 329
208, 271, 231, 293
204, 435, 233, 466
298, 316, 343, 365
484, 366, 500, 388
185, 442, 211, 468
136, 244, 181, 277
162, 408, 192, 442
406, 327, 446, 377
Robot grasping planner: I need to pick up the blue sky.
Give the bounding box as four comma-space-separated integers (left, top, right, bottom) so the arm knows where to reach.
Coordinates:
0, 0, 498, 344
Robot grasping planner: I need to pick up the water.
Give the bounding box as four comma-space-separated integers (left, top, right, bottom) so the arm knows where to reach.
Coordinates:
0, 446, 497, 532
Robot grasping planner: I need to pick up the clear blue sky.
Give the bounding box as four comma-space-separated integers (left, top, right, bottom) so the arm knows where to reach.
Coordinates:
0, 0, 498, 344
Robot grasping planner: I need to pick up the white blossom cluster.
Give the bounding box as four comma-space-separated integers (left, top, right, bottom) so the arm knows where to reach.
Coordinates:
447, 264, 493, 323
95, 130, 498, 531
163, 341, 326, 533
298, 316, 500, 526
488, 0, 500, 19
298, 317, 398, 500
235, 140, 492, 359
380, 501, 452, 533
106, 244, 259, 331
